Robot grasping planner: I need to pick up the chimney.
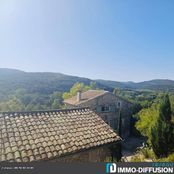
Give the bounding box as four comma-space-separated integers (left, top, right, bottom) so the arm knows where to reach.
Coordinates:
77, 91, 82, 102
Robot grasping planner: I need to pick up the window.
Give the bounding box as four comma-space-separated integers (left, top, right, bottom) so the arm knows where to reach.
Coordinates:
117, 102, 121, 108
96, 106, 114, 113
101, 106, 110, 112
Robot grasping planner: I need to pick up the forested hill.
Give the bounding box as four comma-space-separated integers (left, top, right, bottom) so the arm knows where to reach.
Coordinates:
96, 79, 174, 92
1, 68, 174, 111
1, 68, 174, 101
1, 69, 174, 97
0, 68, 111, 102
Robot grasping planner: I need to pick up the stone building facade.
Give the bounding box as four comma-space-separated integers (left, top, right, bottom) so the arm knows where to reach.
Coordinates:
64, 90, 133, 138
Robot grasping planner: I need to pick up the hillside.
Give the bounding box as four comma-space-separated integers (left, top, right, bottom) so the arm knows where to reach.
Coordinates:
96, 79, 174, 92
1, 68, 174, 102
1, 68, 174, 111
0, 68, 111, 102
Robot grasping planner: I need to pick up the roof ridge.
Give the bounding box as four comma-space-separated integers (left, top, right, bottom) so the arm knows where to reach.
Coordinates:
0, 107, 90, 115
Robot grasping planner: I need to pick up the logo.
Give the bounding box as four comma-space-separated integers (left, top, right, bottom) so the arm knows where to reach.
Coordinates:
106, 163, 117, 173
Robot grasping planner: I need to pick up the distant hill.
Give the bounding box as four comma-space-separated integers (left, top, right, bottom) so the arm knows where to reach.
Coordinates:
0, 68, 174, 102
96, 79, 137, 89
96, 79, 174, 92
0, 68, 111, 101
1, 68, 174, 111
136, 79, 174, 91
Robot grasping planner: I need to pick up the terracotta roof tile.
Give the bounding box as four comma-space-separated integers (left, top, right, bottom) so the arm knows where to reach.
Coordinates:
0, 108, 121, 162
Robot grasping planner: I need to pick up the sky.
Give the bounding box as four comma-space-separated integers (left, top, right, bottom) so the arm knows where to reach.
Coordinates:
0, 0, 174, 82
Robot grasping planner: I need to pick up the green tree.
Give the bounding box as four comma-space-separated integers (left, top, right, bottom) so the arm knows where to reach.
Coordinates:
169, 94, 174, 117
63, 82, 97, 99
0, 97, 24, 112
151, 94, 174, 158
50, 91, 63, 109
136, 102, 159, 143
89, 81, 97, 89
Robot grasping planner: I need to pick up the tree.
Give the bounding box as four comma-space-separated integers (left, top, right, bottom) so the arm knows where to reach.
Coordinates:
0, 97, 24, 112
136, 102, 159, 143
169, 94, 174, 117
50, 91, 63, 109
151, 94, 174, 158
89, 81, 97, 89
63, 82, 97, 99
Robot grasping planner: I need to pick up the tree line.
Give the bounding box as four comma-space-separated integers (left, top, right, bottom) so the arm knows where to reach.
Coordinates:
0, 82, 97, 112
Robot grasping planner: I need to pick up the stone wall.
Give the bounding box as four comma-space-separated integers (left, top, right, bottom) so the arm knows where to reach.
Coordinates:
77, 93, 133, 138
49, 145, 115, 162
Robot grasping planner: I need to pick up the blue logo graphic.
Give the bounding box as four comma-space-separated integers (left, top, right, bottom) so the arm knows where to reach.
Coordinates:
106, 163, 117, 173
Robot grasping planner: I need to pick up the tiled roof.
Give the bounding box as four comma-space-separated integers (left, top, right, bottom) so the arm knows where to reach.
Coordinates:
0, 108, 121, 162
64, 90, 108, 105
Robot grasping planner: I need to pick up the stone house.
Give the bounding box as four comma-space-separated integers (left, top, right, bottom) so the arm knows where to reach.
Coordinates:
0, 108, 121, 162
64, 90, 133, 138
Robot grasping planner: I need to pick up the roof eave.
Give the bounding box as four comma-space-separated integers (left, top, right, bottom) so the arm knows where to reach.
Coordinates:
43, 139, 122, 162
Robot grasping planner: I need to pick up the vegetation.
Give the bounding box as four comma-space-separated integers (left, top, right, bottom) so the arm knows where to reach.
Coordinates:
130, 150, 174, 162
0, 80, 98, 112
136, 102, 160, 143
135, 94, 174, 161
151, 94, 174, 158
113, 88, 158, 108
157, 153, 174, 162
0, 68, 97, 102
0, 90, 64, 111
63, 82, 97, 99
130, 147, 156, 162
0, 69, 110, 111
97, 79, 174, 92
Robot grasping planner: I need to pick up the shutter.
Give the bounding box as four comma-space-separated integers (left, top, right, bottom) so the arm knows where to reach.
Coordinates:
96, 106, 101, 112
110, 106, 116, 112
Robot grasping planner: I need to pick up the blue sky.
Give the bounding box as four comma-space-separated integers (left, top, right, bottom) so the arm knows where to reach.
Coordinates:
0, 0, 174, 82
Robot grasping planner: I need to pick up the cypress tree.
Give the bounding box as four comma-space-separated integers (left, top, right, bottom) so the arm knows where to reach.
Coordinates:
159, 94, 172, 122
151, 94, 173, 158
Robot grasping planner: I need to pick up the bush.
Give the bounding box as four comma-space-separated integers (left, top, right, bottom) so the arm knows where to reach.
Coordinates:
130, 155, 145, 162
156, 153, 174, 162
140, 148, 156, 159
